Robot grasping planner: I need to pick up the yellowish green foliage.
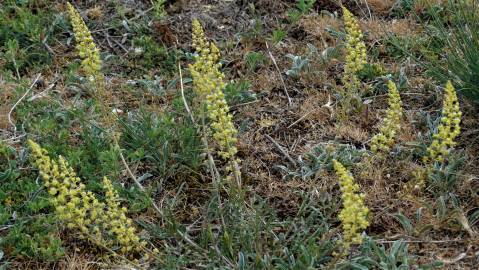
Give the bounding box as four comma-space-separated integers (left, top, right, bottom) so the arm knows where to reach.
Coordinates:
189, 19, 240, 181
423, 81, 461, 165
341, 6, 367, 95
333, 159, 369, 252
66, 2, 102, 81
28, 140, 146, 255
371, 80, 403, 154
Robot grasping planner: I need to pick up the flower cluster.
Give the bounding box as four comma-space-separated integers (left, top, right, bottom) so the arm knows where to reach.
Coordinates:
371, 80, 403, 154
66, 2, 102, 82
101, 176, 147, 254
341, 6, 367, 96
28, 140, 146, 255
333, 159, 369, 252
423, 81, 462, 165
189, 19, 239, 166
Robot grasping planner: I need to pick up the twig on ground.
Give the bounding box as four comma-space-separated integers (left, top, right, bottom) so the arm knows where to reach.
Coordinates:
266, 42, 292, 106
178, 62, 195, 123
265, 134, 296, 165
8, 73, 41, 135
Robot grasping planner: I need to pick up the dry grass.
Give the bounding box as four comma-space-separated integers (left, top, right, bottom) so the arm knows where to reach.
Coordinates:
366, 0, 396, 15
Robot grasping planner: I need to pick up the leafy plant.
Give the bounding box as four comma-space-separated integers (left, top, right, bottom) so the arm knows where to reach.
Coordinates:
153, 0, 167, 20
285, 54, 309, 78
428, 152, 465, 197
288, 0, 317, 23
270, 28, 286, 44
368, 240, 411, 269
339, 238, 443, 269
120, 110, 202, 180
277, 143, 364, 180
244, 51, 266, 72
224, 80, 256, 106
3, 39, 23, 78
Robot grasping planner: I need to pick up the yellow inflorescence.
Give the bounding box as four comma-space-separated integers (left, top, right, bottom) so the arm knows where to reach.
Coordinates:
341, 6, 367, 95
101, 176, 147, 254
28, 140, 145, 255
66, 2, 102, 81
333, 159, 369, 252
371, 80, 403, 154
423, 81, 461, 165
189, 19, 239, 163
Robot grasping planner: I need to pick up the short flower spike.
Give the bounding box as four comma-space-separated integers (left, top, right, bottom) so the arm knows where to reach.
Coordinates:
371, 80, 403, 154
424, 81, 461, 165
66, 2, 102, 81
341, 6, 367, 94
333, 159, 369, 252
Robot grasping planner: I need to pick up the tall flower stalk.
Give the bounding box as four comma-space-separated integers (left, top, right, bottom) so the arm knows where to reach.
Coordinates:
189, 19, 241, 187
66, 2, 102, 82
340, 7, 367, 114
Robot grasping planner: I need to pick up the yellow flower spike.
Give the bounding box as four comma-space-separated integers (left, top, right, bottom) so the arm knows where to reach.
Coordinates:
340, 7, 367, 113
102, 176, 145, 253
28, 140, 146, 256
423, 81, 461, 166
192, 19, 208, 53
66, 2, 102, 81
411, 81, 461, 190
371, 80, 403, 155
333, 159, 369, 254
409, 81, 461, 191
189, 19, 241, 185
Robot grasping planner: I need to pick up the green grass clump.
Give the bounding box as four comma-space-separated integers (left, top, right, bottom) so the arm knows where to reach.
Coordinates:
0, 2, 61, 76
0, 143, 64, 261
395, 0, 479, 103
120, 109, 202, 180
131, 35, 177, 74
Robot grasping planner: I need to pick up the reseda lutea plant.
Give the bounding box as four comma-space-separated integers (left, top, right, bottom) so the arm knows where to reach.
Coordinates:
340, 7, 367, 112
189, 19, 241, 187
423, 81, 461, 166
370, 80, 403, 155
411, 81, 462, 190
66, 2, 102, 82
333, 159, 369, 255
66, 2, 118, 129
28, 140, 149, 257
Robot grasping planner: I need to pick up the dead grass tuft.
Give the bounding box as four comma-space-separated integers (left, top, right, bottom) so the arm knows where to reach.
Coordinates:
366, 0, 396, 15
364, 18, 419, 41
300, 14, 342, 49
335, 123, 370, 144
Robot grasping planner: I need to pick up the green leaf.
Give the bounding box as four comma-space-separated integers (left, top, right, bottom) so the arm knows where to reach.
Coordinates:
393, 213, 413, 234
